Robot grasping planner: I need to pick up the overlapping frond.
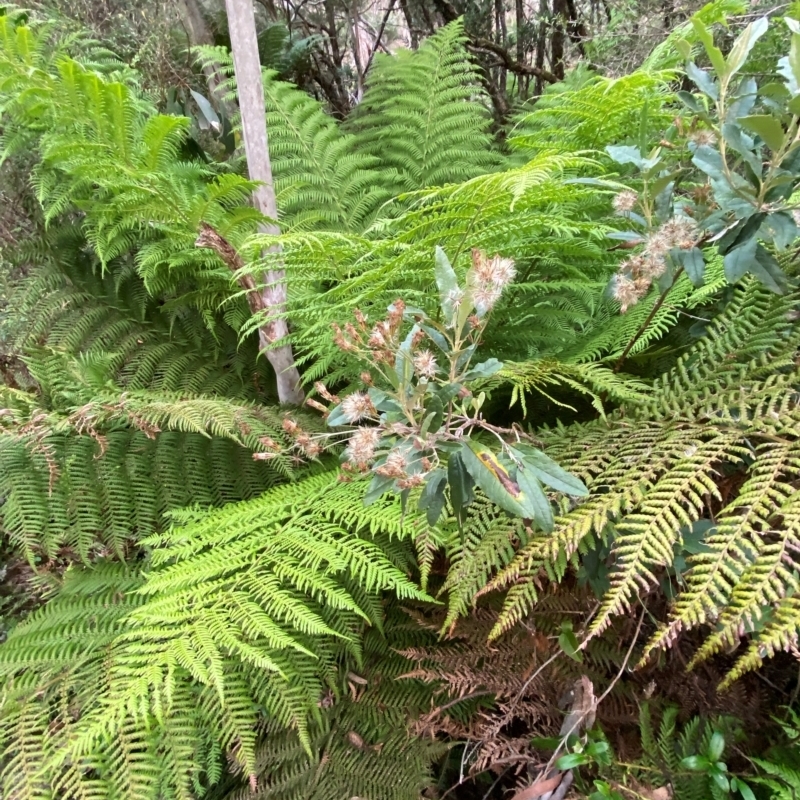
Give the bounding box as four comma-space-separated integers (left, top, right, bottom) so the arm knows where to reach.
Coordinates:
348, 20, 501, 191
0, 478, 431, 799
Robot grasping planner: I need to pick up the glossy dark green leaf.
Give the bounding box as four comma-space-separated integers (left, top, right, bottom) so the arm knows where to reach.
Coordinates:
418, 469, 447, 526
460, 442, 527, 517
421, 395, 444, 435
678, 247, 706, 286
447, 453, 474, 525
511, 445, 589, 497
724, 236, 758, 283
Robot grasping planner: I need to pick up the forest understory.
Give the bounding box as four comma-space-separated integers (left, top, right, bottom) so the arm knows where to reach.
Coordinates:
1, 0, 800, 799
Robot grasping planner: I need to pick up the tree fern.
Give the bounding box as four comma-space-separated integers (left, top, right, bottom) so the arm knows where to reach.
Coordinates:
348, 20, 501, 191
193, 45, 391, 232
468, 277, 800, 682
0, 477, 432, 798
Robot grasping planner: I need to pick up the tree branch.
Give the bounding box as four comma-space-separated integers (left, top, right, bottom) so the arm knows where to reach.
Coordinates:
468, 38, 558, 82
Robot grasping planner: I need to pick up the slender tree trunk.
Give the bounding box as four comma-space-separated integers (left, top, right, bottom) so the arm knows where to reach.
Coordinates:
515, 0, 524, 64
551, 0, 566, 80
223, 0, 304, 405
399, 0, 418, 48
179, 0, 238, 120
534, 0, 548, 96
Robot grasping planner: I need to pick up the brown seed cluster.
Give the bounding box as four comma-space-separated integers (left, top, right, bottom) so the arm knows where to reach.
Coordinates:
613, 216, 698, 313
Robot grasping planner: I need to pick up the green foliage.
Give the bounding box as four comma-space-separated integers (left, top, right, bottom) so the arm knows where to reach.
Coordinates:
0, 477, 431, 798
3, 4, 800, 799
509, 69, 675, 157
589, 705, 751, 800
348, 21, 500, 191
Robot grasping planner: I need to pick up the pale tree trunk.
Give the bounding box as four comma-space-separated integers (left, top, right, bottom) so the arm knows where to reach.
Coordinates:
223, 0, 304, 405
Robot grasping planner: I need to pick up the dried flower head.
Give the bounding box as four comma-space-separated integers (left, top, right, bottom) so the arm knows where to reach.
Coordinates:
612, 190, 638, 214
368, 321, 391, 349
345, 427, 380, 466
644, 232, 671, 260
473, 283, 502, 315
341, 392, 375, 423
660, 216, 697, 249
489, 256, 517, 288
633, 276, 652, 297
314, 382, 338, 403
332, 323, 358, 353
641, 255, 666, 279
690, 129, 717, 147
413, 350, 438, 379
376, 449, 408, 479
472, 249, 516, 288
446, 287, 465, 310
282, 418, 301, 436
619, 255, 646, 277
295, 434, 322, 458
612, 274, 641, 313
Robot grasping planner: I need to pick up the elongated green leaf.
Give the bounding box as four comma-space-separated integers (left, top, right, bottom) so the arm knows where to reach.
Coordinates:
752, 244, 789, 294
418, 469, 447, 526
726, 17, 768, 77
677, 247, 705, 286
511, 445, 589, 497
686, 62, 718, 100
739, 115, 786, 152
724, 236, 758, 283
460, 441, 526, 517
462, 358, 503, 381
691, 19, 727, 77
448, 452, 474, 524
435, 246, 459, 321
516, 466, 554, 532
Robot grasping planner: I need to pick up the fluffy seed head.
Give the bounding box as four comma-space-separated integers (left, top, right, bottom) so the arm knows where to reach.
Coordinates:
660, 216, 697, 249
473, 283, 502, 316
489, 256, 517, 288
612, 190, 638, 214
376, 449, 408, 478
345, 427, 380, 465
341, 392, 375, 423
640, 255, 666, 279
471, 250, 516, 288
644, 232, 671, 260
690, 129, 716, 146
612, 274, 641, 313
413, 350, 438, 379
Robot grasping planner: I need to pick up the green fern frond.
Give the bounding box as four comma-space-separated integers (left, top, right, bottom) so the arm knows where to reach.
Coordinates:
348, 20, 500, 191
